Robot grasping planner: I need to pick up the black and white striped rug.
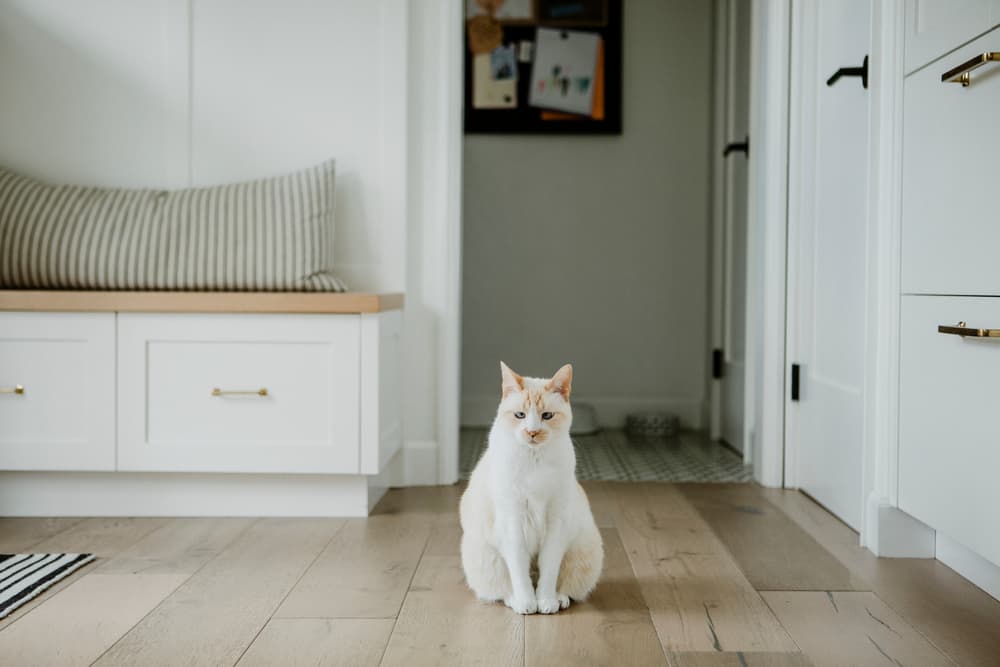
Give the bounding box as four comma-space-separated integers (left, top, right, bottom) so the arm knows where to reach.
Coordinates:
0, 554, 95, 619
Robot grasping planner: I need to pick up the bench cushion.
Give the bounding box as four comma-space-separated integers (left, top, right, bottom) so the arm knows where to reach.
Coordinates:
0, 160, 346, 291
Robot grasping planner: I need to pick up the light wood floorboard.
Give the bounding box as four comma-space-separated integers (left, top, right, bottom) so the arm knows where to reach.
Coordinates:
0, 517, 167, 631
236, 618, 396, 667
667, 653, 813, 667
580, 480, 619, 529
0, 517, 84, 552
276, 514, 431, 619
95, 517, 254, 575
762, 591, 953, 667
379, 521, 524, 667
0, 573, 188, 667
679, 484, 867, 591
611, 483, 797, 653
525, 528, 666, 666
763, 487, 1000, 667
0, 484, 997, 666
93, 518, 344, 666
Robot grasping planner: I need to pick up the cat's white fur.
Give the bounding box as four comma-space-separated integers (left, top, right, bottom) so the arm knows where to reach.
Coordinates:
460, 362, 603, 614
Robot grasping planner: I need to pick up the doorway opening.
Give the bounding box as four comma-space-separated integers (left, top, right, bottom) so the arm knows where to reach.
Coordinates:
457, 0, 753, 484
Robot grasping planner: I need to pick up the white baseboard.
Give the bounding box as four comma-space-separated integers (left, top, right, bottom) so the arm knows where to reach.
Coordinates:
863, 494, 936, 557
460, 395, 704, 430
0, 472, 378, 517
389, 439, 439, 487
936, 532, 1000, 602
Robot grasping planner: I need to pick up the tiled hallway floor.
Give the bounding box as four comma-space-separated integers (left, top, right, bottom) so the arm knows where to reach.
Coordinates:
460, 427, 753, 482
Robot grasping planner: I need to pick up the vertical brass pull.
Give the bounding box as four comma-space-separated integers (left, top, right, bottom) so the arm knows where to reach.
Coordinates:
941, 52, 1000, 87
211, 387, 269, 397
0, 385, 25, 395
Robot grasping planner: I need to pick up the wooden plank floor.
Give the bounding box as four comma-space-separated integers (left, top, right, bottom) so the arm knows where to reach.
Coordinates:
1, 483, 997, 666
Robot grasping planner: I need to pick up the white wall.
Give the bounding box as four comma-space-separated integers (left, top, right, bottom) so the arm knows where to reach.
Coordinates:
0, 0, 458, 484
460, 0, 715, 428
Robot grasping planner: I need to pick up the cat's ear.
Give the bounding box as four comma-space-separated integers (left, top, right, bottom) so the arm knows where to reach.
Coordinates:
500, 361, 524, 398
548, 364, 573, 400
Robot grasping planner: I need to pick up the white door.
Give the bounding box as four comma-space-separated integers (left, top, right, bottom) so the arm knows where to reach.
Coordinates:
786, 0, 871, 529
711, 0, 751, 456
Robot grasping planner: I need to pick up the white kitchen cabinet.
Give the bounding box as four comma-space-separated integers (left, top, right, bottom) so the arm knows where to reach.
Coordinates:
905, 0, 1000, 73
898, 295, 1000, 568
901, 25, 1000, 296
117, 313, 362, 474
0, 312, 115, 471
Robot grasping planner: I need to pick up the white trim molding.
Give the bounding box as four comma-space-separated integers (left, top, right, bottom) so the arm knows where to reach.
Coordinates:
937, 532, 1000, 602
865, 497, 935, 558
405, 0, 463, 485
861, 0, 906, 552
746, 0, 791, 488
0, 472, 386, 517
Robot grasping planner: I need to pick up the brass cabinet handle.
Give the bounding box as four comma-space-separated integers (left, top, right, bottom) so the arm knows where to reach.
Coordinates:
937, 322, 1000, 338
211, 387, 268, 397
941, 52, 1000, 87
0, 385, 25, 395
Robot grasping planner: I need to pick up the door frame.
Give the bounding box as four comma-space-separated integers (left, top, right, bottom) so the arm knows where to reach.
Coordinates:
742, 0, 792, 488
708, 0, 732, 444
782, 0, 914, 552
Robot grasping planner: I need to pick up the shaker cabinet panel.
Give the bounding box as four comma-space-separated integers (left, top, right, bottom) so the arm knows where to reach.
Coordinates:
902, 26, 1000, 295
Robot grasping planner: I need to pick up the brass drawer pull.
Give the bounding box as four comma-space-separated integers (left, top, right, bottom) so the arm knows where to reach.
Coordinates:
211, 387, 268, 397
0, 385, 25, 395
937, 322, 1000, 338
941, 52, 1000, 87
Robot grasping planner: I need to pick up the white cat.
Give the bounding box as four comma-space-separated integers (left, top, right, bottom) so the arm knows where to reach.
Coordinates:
460, 362, 603, 614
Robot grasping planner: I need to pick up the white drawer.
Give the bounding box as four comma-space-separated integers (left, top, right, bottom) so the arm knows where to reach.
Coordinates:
905, 0, 1000, 74
0, 312, 115, 471
899, 295, 1000, 568
901, 26, 1000, 295
118, 313, 361, 473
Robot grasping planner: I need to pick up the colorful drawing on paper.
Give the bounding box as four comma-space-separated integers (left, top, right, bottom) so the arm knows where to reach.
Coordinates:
528, 28, 600, 116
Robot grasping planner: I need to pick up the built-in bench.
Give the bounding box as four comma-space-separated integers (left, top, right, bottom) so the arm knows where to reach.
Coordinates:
0, 291, 403, 517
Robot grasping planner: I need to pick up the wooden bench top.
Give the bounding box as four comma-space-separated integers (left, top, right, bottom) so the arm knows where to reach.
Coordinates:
0, 290, 404, 314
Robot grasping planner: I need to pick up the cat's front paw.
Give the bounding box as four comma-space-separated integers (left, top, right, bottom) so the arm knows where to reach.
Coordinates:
536, 596, 563, 614
504, 594, 537, 615
537, 593, 571, 613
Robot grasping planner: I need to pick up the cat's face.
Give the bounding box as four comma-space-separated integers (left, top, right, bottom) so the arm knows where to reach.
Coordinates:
496, 362, 573, 446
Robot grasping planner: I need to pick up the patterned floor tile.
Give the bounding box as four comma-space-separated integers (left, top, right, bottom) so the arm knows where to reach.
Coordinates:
460, 428, 753, 482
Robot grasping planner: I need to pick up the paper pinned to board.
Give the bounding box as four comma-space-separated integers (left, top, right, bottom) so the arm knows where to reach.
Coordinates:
472, 45, 518, 109
540, 37, 604, 120
528, 28, 600, 115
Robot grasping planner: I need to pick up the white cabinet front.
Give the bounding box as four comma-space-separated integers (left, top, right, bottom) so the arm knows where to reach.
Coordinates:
118, 313, 361, 474
902, 27, 1000, 295
0, 312, 115, 471
899, 295, 1000, 568
905, 0, 1000, 74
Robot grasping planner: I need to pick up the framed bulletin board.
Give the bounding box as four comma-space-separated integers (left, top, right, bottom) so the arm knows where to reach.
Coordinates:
463, 0, 622, 135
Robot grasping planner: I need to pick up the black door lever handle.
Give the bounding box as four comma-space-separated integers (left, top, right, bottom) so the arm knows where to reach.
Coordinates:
723, 136, 749, 157
827, 55, 869, 89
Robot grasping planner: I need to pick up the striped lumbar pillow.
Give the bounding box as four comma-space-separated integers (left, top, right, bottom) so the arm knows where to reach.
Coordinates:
0, 160, 346, 291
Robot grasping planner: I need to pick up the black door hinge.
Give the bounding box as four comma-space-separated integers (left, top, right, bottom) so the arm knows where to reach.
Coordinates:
712, 348, 724, 379
791, 363, 801, 401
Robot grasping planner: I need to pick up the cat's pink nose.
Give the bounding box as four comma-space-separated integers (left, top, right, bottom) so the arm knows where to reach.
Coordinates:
526, 429, 541, 439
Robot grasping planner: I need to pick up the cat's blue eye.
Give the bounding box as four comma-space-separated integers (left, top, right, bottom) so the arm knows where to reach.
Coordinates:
514, 411, 526, 419
541, 412, 554, 420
